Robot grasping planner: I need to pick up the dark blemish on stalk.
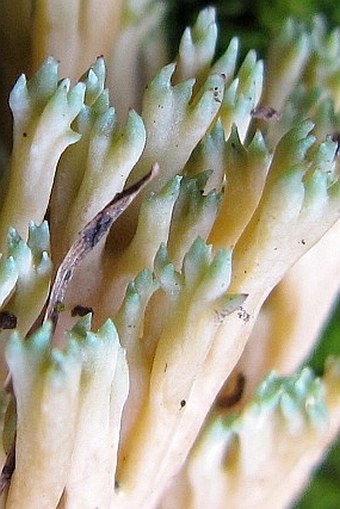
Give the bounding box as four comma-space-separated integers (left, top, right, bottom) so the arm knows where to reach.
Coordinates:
0, 312, 17, 330
23, 132, 27, 137
164, 363, 168, 373
0, 437, 15, 494
301, 239, 306, 245
71, 305, 93, 317
251, 105, 281, 121
180, 399, 186, 408
83, 213, 113, 249
216, 373, 246, 409
64, 270, 72, 282
213, 88, 222, 103
237, 306, 250, 322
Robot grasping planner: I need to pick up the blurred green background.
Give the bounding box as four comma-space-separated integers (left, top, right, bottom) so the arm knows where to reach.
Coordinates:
166, 0, 340, 58
166, 1, 340, 508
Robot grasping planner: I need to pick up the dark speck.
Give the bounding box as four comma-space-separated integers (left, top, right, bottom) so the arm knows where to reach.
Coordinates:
64, 270, 72, 282
0, 312, 17, 330
71, 305, 93, 317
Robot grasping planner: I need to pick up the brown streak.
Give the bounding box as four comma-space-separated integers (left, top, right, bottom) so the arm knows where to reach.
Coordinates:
44, 163, 158, 330
0, 435, 15, 495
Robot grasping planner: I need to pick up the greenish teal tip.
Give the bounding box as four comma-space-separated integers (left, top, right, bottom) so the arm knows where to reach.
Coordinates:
134, 268, 158, 296
154, 243, 169, 269
27, 57, 59, 109
157, 175, 182, 200
28, 321, 53, 351
71, 313, 93, 337
96, 318, 118, 343
194, 78, 224, 117
182, 7, 217, 50
95, 106, 116, 136
8, 74, 28, 111
252, 367, 329, 427
125, 109, 145, 138
172, 78, 196, 103
79, 318, 118, 351
314, 137, 338, 165
81, 56, 106, 106
7, 229, 31, 267
206, 119, 225, 144
211, 247, 232, 272
27, 220, 50, 254
152, 64, 176, 90
291, 119, 315, 140
194, 7, 216, 33
202, 73, 225, 94
212, 37, 239, 85
6, 321, 52, 361
124, 280, 140, 301
227, 124, 243, 147
223, 79, 238, 105
185, 237, 212, 266
1, 255, 17, 275
68, 81, 86, 108
93, 89, 110, 113
7, 227, 21, 248
239, 50, 258, 76
186, 170, 213, 190
154, 245, 182, 297
248, 130, 269, 157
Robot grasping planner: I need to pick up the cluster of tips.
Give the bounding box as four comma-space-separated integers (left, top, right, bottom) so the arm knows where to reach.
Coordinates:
0, 7, 339, 509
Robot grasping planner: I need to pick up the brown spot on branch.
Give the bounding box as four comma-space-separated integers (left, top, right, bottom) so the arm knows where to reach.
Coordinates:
0, 312, 17, 330
251, 105, 281, 120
